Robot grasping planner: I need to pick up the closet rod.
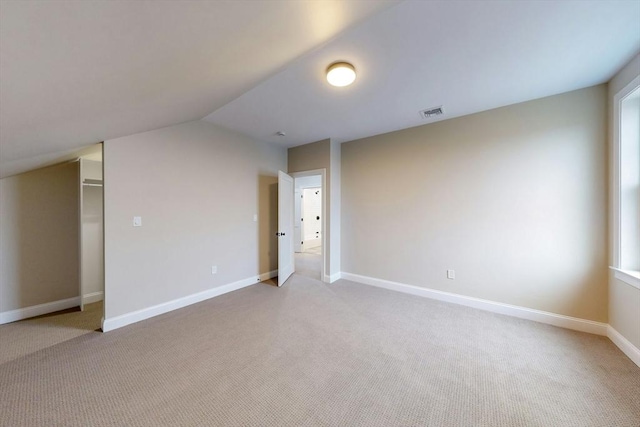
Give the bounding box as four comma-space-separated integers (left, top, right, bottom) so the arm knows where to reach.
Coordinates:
83, 178, 103, 187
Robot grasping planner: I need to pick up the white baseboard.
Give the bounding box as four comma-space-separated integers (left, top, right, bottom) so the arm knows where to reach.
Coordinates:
322, 272, 342, 283
0, 297, 80, 325
102, 271, 277, 333
82, 291, 104, 305
258, 270, 278, 282
607, 326, 640, 367
340, 272, 608, 336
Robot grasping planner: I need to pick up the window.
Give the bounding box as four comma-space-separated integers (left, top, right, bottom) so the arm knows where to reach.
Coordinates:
612, 77, 640, 289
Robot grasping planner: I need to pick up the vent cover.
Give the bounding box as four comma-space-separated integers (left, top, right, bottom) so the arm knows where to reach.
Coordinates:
419, 106, 444, 119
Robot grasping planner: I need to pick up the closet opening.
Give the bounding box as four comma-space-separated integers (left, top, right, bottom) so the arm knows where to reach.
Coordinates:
78, 145, 104, 330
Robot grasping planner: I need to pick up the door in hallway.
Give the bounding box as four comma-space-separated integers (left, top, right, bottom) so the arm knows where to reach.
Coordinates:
277, 171, 294, 286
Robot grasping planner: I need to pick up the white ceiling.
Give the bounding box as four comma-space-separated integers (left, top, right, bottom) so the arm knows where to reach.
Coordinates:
1, 1, 638, 178
204, 0, 640, 148
0, 0, 396, 177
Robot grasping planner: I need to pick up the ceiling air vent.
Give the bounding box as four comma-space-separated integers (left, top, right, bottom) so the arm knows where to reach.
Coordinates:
419, 106, 444, 119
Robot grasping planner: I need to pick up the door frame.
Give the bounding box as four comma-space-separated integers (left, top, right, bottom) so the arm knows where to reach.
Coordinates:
291, 169, 327, 283
78, 159, 85, 311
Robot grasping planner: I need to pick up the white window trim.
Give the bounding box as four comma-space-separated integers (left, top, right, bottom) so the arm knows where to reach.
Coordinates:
610, 75, 640, 290
610, 267, 640, 290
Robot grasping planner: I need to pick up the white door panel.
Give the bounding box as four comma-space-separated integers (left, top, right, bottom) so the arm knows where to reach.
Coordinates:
277, 171, 294, 286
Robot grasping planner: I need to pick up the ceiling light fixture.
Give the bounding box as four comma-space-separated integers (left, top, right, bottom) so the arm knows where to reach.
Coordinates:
326, 62, 356, 87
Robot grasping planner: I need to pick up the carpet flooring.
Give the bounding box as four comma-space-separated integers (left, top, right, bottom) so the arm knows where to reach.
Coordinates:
0, 301, 103, 365
295, 251, 322, 281
1, 275, 639, 426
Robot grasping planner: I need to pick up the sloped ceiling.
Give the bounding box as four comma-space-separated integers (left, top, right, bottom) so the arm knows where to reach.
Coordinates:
1, 1, 639, 178
0, 0, 396, 177
204, 0, 640, 147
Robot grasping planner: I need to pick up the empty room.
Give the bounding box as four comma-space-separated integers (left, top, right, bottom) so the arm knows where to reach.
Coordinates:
0, 1, 639, 426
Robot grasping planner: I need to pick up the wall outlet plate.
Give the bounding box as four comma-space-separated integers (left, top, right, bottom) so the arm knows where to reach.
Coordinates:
447, 269, 455, 279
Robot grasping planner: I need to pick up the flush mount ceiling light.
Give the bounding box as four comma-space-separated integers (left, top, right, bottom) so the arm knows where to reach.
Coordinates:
326, 61, 356, 87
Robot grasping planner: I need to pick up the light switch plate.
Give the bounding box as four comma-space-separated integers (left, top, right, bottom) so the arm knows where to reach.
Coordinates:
133, 216, 142, 227
447, 269, 455, 279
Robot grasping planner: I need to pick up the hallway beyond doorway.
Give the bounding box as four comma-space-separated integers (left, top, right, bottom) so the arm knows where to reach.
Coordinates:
303, 244, 322, 255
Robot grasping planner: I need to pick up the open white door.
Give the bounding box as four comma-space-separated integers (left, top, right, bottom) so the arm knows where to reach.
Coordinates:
278, 171, 295, 286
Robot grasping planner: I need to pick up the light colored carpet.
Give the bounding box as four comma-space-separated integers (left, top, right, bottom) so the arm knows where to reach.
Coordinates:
0, 301, 103, 365
0, 276, 638, 426
295, 251, 322, 280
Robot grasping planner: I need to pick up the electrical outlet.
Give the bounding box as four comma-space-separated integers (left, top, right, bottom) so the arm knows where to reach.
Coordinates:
211, 266, 217, 275
447, 269, 455, 280
133, 216, 142, 227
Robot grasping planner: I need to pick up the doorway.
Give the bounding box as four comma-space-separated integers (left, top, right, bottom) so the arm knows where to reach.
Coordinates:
78, 145, 104, 329
292, 170, 325, 281
0, 145, 104, 364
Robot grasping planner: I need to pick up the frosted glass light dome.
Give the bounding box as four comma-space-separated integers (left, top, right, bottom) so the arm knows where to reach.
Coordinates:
326, 62, 356, 87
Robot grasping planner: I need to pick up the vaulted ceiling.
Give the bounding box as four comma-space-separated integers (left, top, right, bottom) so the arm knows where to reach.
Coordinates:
205, 1, 640, 147
1, 0, 639, 178
0, 0, 396, 177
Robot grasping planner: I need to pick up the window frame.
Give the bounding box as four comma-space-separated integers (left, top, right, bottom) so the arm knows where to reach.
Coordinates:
611, 75, 640, 290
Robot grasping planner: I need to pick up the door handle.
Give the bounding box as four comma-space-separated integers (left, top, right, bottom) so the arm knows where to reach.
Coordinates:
276, 232, 286, 237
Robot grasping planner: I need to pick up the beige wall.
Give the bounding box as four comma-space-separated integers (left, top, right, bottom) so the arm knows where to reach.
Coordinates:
288, 139, 330, 173
341, 85, 608, 322
0, 162, 80, 312
103, 120, 285, 320
608, 53, 640, 349
288, 139, 341, 278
